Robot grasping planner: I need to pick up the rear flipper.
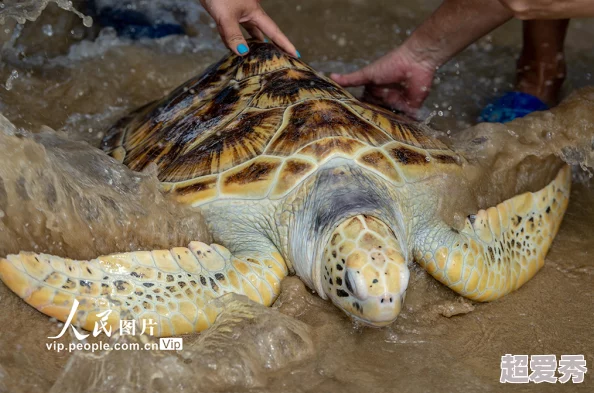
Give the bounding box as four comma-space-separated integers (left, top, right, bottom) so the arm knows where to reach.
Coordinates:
415, 165, 571, 302
0, 242, 287, 337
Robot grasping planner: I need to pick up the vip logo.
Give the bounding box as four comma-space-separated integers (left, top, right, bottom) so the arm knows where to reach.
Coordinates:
159, 337, 183, 351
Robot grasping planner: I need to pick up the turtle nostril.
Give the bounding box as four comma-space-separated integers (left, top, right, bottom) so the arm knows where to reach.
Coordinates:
379, 294, 394, 305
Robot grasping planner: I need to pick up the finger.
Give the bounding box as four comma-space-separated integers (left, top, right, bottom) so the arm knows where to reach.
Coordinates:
217, 17, 249, 55
365, 86, 417, 117
406, 84, 430, 109
251, 10, 298, 57
330, 69, 371, 87
362, 87, 393, 108
243, 22, 266, 42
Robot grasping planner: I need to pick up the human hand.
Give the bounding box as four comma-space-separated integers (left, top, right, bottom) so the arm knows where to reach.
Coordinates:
200, 0, 299, 57
330, 48, 436, 116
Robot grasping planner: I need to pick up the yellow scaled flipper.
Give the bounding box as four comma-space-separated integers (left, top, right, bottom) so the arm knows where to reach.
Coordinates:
416, 165, 571, 301
0, 242, 287, 337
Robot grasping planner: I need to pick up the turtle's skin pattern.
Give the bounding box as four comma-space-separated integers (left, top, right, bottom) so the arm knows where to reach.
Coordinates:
0, 42, 570, 336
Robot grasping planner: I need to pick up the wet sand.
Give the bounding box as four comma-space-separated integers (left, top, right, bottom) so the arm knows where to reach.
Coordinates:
0, 1, 593, 392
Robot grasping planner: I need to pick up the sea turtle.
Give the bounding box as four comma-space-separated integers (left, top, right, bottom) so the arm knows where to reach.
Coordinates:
0, 42, 570, 337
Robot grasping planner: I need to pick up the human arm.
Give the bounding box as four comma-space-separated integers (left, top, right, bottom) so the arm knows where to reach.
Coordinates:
199, 0, 298, 57
331, 0, 516, 114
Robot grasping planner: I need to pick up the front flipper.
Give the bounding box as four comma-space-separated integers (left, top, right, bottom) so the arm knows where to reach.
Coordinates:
415, 165, 571, 302
0, 242, 287, 336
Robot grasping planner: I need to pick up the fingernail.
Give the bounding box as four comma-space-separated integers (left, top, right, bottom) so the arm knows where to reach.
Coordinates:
263, 38, 269, 43
296, 50, 301, 58
237, 43, 248, 55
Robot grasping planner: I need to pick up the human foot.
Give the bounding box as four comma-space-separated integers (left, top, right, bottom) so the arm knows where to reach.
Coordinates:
515, 52, 566, 107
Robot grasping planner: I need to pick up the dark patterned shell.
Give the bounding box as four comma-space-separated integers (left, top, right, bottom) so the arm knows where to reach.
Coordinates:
101, 42, 460, 205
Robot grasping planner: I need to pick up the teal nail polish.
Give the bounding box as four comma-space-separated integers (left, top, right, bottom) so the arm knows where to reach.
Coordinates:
296, 50, 301, 58
237, 43, 248, 54
263, 38, 269, 43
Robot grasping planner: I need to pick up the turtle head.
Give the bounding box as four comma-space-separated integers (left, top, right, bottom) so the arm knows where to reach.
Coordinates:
320, 215, 409, 327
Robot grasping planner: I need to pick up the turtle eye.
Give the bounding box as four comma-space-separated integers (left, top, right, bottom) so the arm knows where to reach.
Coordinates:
345, 271, 355, 294
344, 269, 369, 301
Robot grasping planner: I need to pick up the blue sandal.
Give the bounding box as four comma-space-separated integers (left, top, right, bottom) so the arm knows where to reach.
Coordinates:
478, 91, 549, 123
